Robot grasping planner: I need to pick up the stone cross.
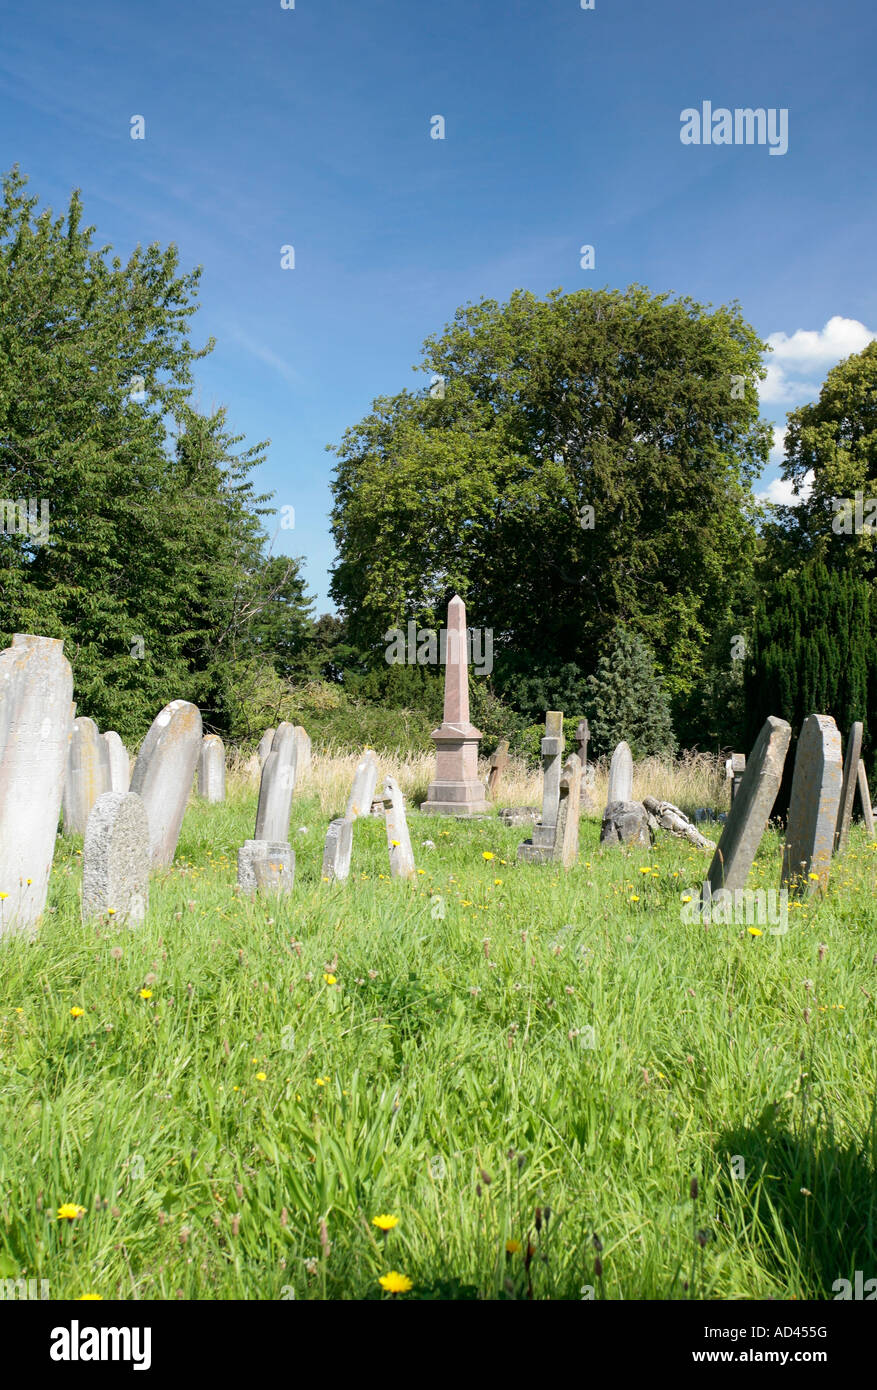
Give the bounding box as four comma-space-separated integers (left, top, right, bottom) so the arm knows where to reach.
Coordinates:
81, 791, 150, 925
345, 750, 379, 820
103, 731, 130, 793
486, 740, 509, 797
198, 734, 226, 803
706, 716, 791, 898
857, 759, 875, 837
834, 721, 863, 855
781, 714, 843, 897
63, 716, 112, 835
421, 595, 489, 816
575, 719, 589, 770
257, 728, 276, 768
0, 634, 73, 935
129, 700, 203, 868
606, 741, 634, 805
383, 776, 417, 878
322, 817, 354, 882
552, 754, 582, 868
517, 711, 564, 862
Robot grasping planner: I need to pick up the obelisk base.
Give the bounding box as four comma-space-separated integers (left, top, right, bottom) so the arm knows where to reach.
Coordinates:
421, 723, 490, 817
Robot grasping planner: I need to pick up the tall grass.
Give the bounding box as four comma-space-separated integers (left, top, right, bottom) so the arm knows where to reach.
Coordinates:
0, 754, 874, 1301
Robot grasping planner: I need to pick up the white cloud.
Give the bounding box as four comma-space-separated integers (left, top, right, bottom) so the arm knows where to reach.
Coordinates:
768, 425, 787, 466
760, 316, 876, 406
756, 471, 814, 507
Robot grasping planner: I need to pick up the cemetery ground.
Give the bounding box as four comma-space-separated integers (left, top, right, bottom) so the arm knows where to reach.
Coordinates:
1, 754, 876, 1301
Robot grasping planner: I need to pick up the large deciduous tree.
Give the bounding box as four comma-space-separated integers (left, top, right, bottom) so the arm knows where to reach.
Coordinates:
329, 286, 770, 708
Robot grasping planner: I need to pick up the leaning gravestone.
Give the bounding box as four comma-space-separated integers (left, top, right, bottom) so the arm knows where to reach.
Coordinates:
322, 817, 354, 882
0, 635, 73, 935
517, 712, 564, 863
104, 731, 130, 793
606, 741, 634, 805
553, 754, 582, 868
197, 734, 226, 803
706, 716, 791, 898
81, 792, 150, 925
129, 700, 203, 868
63, 716, 112, 835
272, 721, 298, 769
486, 740, 510, 797
834, 721, 863, 855
857, 760, 875, 836
382, 776, 417, 879
258, 728, 276, 768
345, 750, 379, 820
781, 714, 843, 897
237, 839, 295, 896
293, 726, 312, 775
254, 750, 296, 841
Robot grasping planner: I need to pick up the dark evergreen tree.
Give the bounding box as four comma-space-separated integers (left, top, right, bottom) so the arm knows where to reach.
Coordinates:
585, 626, 676, 757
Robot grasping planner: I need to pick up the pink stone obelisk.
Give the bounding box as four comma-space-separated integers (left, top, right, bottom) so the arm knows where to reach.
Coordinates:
421, 595, 489, 817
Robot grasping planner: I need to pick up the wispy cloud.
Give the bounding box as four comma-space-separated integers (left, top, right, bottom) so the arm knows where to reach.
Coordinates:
225, 327, 303, 387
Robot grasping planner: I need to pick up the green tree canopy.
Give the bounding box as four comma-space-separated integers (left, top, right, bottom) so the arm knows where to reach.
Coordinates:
0, 166, 294, 740
329, 285, 770, 706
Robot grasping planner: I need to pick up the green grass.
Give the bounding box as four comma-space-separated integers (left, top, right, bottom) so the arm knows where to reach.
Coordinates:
1, 786, 876, 1301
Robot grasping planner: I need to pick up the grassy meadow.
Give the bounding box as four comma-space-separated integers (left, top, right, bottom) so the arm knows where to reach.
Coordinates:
1, 750, 876, 1301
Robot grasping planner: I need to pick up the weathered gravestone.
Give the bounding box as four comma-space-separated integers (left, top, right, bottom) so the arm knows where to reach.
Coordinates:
421, 595, 489, 816
62, 716, 112, 835
517, 712, 564, 863
705, 716, 791, 898
322, 817, 354, 882
553, 754, 582, 868
254, 750, 296, 841
486, 740, 510, 798
81, 792, 150, 925
730, 753, 746, 803
834, 721, 863, 855
383, 776, 417, 879
258, 728, 276, 768
129, 700, 203, 868
198, 734, 226, 803
600, 801, 652, 848
857, 759, 875, 837
606, 741, 634, 805
345, 750, 379, 820
104, 731, 130, 794
237, 839, 295, 896
272, 721, 298, 770
0, 635, 73, 935
781, 714, 843, 897
293, 726, 312, 775
575, 719, 589, 770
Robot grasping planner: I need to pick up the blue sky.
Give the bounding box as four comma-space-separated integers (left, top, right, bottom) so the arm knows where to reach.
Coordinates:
2, 0, 875, 611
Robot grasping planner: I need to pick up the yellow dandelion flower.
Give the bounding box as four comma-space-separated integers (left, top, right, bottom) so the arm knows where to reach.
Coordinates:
323, 974, 336, 985
390, 840, 400, 848
482, 851, 495, 860
0, 892, 8, 900
372, 1213, 399, 1231
57, 1203, 86, 1220
807, 872, 820, 881
70, 1006, 84, 1018
505, 1239, 521, 1254
748, 927, 763, 937
379, 1270, 413, 1294
629, 895, 640, 903
77, 1293, 102, 1300
494, 878, 503, 886
681, 895, 692, 904
255, 1072, 267, 1081
139, 988, 152, 999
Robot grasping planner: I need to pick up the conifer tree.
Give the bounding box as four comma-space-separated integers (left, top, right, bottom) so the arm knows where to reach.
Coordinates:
585, 625, 676, 757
